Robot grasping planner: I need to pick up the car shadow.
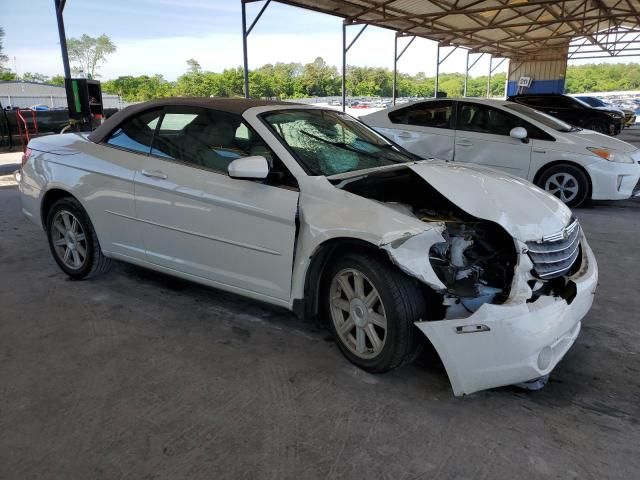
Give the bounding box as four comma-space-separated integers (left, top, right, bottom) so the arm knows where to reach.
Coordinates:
580, 196, 640, 210
113, 260, 451, 383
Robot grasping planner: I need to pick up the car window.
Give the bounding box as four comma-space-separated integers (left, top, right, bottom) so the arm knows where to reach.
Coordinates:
459, 103, 554, 140
105, 109, 162, 154
576, 96, 604, 107
458, 103, 520, 136
388, 101, 453, 129
151, 107, 272, 174
557, 96, 581, 108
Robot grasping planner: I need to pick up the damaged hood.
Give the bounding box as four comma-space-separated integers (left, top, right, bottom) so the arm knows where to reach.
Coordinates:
408, 161, 572, 241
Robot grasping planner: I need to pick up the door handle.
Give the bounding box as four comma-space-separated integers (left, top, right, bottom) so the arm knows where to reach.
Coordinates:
397, 132, 411, 138
141, 169, 168, 180
456, 140, 473, 147
533, 148, 546, 154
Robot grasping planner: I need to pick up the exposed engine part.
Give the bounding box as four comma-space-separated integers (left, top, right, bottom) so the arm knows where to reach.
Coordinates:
426, 218, 517, 317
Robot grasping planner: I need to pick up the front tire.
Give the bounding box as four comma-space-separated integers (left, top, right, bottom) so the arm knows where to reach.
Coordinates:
323, 253, 426, 373
537, 164, 590, 207
584, 120, 609, 135
46, 197, 111, 279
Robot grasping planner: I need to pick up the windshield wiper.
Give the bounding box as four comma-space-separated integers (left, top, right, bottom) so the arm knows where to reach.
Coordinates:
354, 136, 421, 161
354, 136, 394, 149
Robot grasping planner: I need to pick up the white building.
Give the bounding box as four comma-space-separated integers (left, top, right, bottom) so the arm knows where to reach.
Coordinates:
0, 81, 122, 109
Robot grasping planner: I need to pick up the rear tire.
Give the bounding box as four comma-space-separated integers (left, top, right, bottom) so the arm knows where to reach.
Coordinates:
46, 197, 111, 279
537, 164, 590, 208
323, 252, 426, 373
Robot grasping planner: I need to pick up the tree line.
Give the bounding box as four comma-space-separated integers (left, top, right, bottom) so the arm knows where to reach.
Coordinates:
98, 57, 508, 101
99, 60, 640, 102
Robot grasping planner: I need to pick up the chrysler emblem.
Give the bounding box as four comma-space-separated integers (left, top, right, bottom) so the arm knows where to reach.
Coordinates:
562, 228, 569, 240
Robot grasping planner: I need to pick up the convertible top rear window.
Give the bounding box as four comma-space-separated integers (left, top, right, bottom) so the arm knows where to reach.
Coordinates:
261, 109, 415, 176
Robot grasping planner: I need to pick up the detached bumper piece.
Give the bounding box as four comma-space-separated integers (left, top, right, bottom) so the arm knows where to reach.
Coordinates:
526, 219, 581, 279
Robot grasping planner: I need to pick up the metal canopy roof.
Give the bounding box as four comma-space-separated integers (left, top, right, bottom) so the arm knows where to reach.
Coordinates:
275, 0, 640, 58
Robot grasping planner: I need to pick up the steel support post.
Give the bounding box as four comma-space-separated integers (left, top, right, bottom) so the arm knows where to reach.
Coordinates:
54, 0, 71, 79
487, 57, 506, 97
434, 45, 440, 97
241, 1, 250, 98
342, 23, 346, 112
241, 0, 272, 98
463, 50, 469, 97
464, 52, 484, 97
435, 46, 457, 97
486, 55, 492, 97
392, 35, 415, 105
341, 23, 367, 112
393, 36, 398, 106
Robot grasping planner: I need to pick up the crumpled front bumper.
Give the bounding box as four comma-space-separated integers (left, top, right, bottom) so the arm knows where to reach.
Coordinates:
415, 236, 598, 396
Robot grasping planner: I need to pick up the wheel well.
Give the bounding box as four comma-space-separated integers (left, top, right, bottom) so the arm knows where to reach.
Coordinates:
532, 161, 592, 197
40, 189, 76, 229
583, 118, 606, 127
293, 238, 386, 320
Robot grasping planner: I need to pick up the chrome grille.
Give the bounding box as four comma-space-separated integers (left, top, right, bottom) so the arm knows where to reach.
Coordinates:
526, 220, 581, 279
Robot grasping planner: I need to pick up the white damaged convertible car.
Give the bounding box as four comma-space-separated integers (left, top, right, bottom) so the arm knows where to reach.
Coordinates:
18, 98, 598, 396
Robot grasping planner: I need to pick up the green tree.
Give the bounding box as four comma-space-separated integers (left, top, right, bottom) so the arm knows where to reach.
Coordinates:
49, 75, 65, 86
97, 57, 640, 103
0, 26, 8, 72
21, 72, 49, 83
0, 71, 17, 81
186, 58, 202, 74
296, 57, 340, 97
565, 63, 640, 92
67, 34, 116, 78
103, 74, 175, 101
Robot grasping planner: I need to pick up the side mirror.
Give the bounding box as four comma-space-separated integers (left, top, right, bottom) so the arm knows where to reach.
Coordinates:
227, 155, 269, 180
510, 127, 529, 142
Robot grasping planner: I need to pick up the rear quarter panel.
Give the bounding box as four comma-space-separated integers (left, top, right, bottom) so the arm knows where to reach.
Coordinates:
24, 134, 147, 258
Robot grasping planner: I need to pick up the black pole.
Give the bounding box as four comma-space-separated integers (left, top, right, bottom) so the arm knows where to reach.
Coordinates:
54, 0, 71, 79
342, 23, 346, 112
241, 1, 250, 98
392, 35, 397, 106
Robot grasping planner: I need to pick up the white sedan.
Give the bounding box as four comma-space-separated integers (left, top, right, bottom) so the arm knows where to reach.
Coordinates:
361, 98, 640, 207
18, 98, 597, 396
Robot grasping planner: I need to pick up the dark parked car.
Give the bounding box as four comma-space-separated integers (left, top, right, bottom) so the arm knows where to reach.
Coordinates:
575, 95, 636, 127
507, 94, 624, 136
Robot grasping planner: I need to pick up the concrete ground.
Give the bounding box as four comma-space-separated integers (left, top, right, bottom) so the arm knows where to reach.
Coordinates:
1, 136, 639, 479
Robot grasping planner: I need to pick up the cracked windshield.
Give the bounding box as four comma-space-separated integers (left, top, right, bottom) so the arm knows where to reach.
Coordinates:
263, 109, 415, 176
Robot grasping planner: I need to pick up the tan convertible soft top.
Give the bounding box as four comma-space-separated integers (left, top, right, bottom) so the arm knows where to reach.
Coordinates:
88, 97, 298, 143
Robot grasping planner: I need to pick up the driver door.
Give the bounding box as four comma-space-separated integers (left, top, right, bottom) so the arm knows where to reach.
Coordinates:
134, 106, 299, 303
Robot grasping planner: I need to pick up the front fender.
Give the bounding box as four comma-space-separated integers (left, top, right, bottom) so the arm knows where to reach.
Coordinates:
290, 177, 447, 306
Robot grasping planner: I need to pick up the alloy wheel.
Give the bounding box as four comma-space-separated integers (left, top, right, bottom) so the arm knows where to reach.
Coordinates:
329, 268, 388, 359
544, 172, 579, 203
51, 210, 88, 270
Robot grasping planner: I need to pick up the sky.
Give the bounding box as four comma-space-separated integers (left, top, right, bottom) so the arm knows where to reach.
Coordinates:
1, 0, 635, 81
